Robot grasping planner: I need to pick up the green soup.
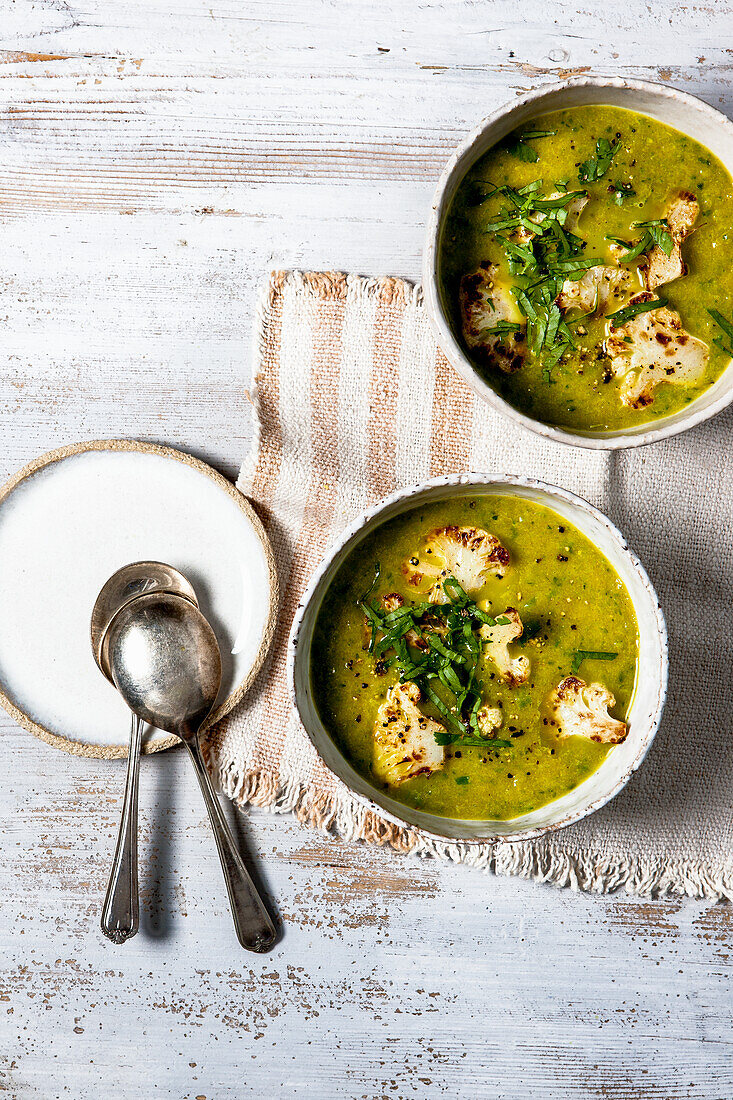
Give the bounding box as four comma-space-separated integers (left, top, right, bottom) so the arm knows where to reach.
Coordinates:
311, 494, 639, 821
439, 104, 733, 432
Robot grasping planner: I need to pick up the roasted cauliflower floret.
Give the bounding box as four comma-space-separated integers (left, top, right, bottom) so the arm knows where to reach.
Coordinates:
459, 263, 526, 373
477, 705, 503, 737
372, 682, 445, 785
557, 264, 634, 315
549, 676, 627, 744
640, 190, 699, 291
563, 191, 589, 232
606, 293, 709, 408
403, 526, 510, 603
479, 607, 530, 686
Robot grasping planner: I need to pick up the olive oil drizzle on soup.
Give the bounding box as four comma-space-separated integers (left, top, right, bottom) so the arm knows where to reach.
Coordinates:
439, 104, 733, 432
311, 495, 639, 822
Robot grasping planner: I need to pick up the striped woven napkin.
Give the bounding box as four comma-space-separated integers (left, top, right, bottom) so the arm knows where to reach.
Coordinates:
210, 270, 732, 898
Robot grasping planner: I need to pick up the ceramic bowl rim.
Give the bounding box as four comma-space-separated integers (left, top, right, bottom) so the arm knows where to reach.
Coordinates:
422, 74, 733, 450
287, 473, 669, 845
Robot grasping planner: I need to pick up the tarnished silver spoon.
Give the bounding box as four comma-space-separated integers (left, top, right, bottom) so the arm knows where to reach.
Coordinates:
104, 590, 277, 952
92, 562, 199, 945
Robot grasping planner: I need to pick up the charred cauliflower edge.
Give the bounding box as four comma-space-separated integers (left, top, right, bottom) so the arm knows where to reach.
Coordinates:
549, 676, 627, 745
605, 293, 709, 409
372, 682, 446, 786
403, 525, 510, 603
479, 606, 530, 686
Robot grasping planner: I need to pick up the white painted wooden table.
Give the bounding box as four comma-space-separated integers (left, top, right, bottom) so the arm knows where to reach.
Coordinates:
0, 3, 731, 1097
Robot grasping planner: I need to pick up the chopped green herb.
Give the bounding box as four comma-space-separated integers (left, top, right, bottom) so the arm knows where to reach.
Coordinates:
611, 235, 650, 263
483, 214, 528, 234
434, 730, 512, 749
578, 137, 619, 183
633, 219, 673, 256
442, 577, 468, 601
513, 287, 538, 322
509, 141, 539, 163
606, 221, 673, 264
552, 256, 603, 274
358, 573, 517, 748
465, 181, 499, 207
542, 342, 569, 374
610, 180, 636, 205
358, 562, 381, 604
478, 178, 600, 364
516, 178, 544, 195
708, 308, 733, 358
571, 650, 618, 674
479, 320, 523, 338
519, 618, 542, 642
607, 296, 667, 327
507, 129, 556, 163
503, 238, 539, 275
531, 189, 587, 212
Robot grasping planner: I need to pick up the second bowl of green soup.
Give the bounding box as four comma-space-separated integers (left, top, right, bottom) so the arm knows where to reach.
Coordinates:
289, 475, 668, 844
424, 77, 733, 448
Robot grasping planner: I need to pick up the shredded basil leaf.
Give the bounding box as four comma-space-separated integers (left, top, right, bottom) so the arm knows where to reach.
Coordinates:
578, 137, 619, 183
633, 219, 673, 257
571, 650, 618, 674
480, 320, 523, 338
357, 573, 519, 747
507, 129, 556, 163
531, 189, 587, 212
708, 308, 733, 358
434, 730, 512, 749
607, 296, 667, 327
509, 141, 540, 163
358, 562, 381, 605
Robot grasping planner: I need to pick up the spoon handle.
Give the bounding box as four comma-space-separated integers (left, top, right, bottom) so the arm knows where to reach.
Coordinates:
185, 736, 277, 952
101, 713, 143, 944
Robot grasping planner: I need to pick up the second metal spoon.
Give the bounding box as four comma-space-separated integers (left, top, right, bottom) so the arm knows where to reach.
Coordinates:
104, 590, 277, 952
91, 562, 199, 944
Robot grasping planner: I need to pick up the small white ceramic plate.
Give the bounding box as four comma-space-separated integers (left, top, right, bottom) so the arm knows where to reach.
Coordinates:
0, 440, 277, 757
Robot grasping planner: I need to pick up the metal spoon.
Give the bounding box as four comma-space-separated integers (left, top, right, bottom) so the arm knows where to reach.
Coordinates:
104, 590, 277, 952
92, 562, 200, 944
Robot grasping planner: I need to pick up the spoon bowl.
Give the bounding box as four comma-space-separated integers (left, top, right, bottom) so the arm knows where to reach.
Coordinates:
91, 560, 199, 685
106, 591, 222, 738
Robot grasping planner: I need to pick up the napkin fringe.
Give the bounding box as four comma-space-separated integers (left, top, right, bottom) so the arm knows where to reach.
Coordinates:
217, 762, 733, 901
264, 269, 424, 307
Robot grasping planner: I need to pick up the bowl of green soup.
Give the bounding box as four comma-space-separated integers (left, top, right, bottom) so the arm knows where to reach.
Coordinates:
423, 77, 733, 448
289, 475, 667, 843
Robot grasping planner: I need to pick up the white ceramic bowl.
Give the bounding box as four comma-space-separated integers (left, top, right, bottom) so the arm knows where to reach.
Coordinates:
288, 474, 668, 845
423, 76, 733, 450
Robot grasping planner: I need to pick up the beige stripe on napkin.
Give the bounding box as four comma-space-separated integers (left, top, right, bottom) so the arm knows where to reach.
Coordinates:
210, 270, 733, 898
